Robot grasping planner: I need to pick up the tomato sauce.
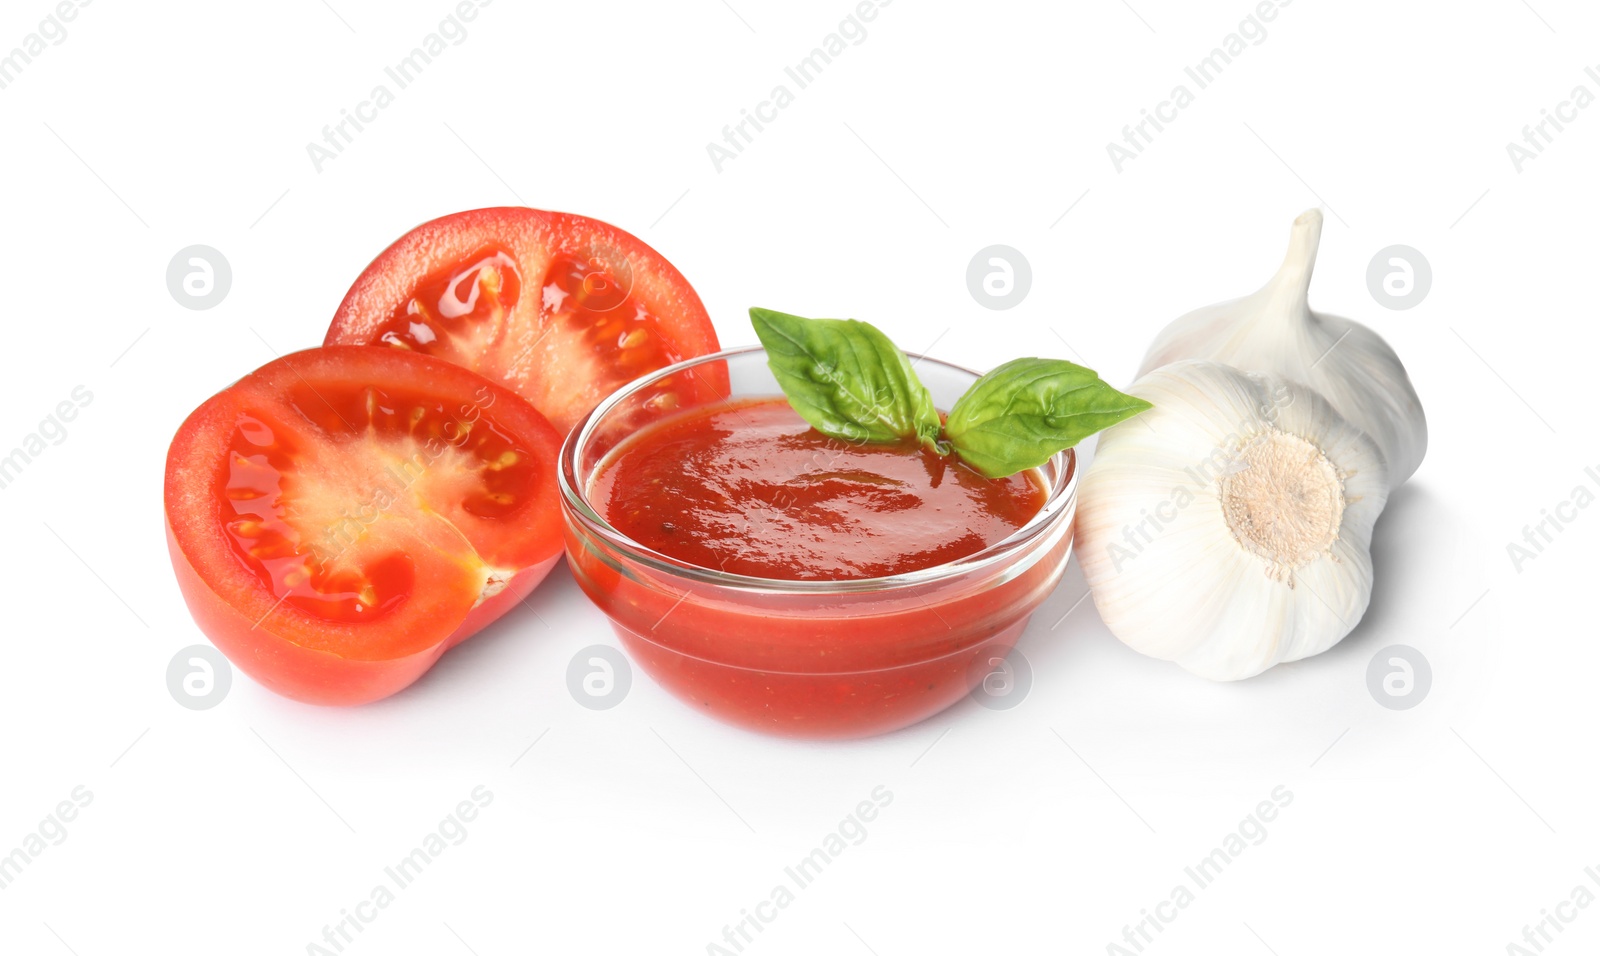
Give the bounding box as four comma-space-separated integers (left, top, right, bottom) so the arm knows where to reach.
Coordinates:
590, 399, 1046, 580
564, 394, 1072, 738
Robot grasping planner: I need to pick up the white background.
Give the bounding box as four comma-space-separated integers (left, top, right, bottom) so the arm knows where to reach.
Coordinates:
0, 0, 1594, 953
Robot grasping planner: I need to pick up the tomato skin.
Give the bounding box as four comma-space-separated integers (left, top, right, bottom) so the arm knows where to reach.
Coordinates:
167, 518, 436, 705
323, 207, 726, 433
166, 519, 556, 705
444, 555, 559, 650
164, 346, 564, 705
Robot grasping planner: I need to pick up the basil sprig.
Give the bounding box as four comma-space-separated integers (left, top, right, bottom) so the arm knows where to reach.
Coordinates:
751, 308, 945, 451
750, 308, 1151, 478
945, 357, 1152, 477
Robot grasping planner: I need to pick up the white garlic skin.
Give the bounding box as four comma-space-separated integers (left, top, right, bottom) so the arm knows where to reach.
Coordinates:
1077, 361, 1389, 681
1138, 209, 1427, 489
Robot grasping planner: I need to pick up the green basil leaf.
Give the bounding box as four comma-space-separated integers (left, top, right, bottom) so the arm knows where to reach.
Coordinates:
750, 307, 943, 449
944, 357, 1152, 478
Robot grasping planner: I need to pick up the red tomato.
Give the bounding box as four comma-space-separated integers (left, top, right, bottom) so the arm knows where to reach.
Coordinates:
164, 346, 564, 705
323, 207, 725, 434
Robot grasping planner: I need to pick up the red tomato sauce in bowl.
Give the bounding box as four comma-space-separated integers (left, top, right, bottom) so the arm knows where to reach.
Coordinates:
590, 398, 1046, 581
559, 347, 1078, 739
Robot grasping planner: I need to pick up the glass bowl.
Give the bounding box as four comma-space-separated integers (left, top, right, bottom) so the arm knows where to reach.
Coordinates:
558, 346, 1078, 739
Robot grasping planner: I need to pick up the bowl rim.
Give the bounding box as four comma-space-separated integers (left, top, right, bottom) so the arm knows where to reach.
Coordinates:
558, 344, 1078, 595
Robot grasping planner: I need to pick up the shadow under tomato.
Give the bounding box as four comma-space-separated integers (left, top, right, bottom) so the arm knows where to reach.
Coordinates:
369, 561, 578, 706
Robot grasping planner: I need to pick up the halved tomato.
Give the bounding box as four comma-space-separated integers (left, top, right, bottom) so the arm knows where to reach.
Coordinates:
323, 207, 726, 434
164, 346, 563, 705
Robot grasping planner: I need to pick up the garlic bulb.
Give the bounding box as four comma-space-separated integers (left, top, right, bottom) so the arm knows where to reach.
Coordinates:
1139, 209, 1427, 489
1076, 361, 1389, 681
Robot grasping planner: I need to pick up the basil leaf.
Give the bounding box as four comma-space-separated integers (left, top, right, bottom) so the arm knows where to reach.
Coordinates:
944, 357, 1152, 478
750, 307, 943, 449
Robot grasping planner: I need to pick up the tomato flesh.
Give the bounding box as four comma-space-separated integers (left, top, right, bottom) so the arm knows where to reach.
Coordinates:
372, 246, 520, 366
165, 346, 564, 704
325, 208, 726, 433
218, 380, 546, 625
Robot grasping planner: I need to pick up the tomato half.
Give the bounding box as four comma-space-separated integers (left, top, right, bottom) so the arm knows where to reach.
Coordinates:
323, 207, 726, 434
164, 346, 564, 705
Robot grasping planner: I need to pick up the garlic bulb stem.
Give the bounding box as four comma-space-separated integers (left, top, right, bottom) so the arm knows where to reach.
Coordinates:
1138, 209, 1427, 489
1259, 209, 1321, 322
1077, 211, 1428, 680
